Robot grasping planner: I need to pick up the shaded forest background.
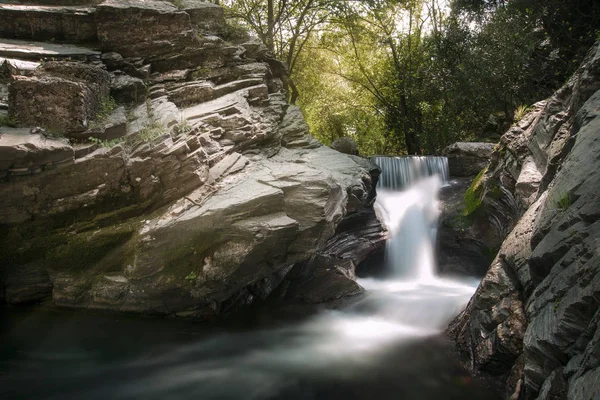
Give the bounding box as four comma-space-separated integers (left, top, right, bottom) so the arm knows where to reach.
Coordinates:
220, 0, 600, 155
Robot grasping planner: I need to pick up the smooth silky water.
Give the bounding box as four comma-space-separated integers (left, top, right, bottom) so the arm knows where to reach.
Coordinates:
0, 157, 500, 400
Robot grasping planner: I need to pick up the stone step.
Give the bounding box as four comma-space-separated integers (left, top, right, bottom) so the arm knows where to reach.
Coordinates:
0, 3, 97, 43
1, 57, 40, 76
0, 39, 100, 62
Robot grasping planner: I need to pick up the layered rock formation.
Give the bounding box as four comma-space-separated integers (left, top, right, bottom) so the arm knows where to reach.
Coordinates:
0, 0, 383, 317
449, 41, 600, 400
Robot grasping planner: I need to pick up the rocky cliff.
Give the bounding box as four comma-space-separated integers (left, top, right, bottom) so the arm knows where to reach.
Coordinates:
448, 41, 600, 400
0, 0, 384, 318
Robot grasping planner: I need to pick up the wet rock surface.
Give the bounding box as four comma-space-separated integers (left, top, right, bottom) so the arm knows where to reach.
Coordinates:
448, 41, 600, 400
0, 1, 384, 318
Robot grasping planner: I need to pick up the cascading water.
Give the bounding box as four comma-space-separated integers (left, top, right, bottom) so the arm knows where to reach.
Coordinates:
0, 156, 490, 400
371, 156, 448, 280
371, 155, 449, 190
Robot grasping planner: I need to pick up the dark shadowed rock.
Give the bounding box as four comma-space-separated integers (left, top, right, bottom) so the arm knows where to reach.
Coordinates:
449, 41, 600, 400
110, 74, 146, 105
0, 4, 97, 43
443, 142, 495, 177
4, 263, 53, 304
437, 178, 494, 277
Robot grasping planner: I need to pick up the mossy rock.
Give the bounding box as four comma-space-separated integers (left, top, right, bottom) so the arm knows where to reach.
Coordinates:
45, 224, 136, 272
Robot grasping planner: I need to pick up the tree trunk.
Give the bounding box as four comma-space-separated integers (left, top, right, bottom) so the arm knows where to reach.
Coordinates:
267, 0, 275, 53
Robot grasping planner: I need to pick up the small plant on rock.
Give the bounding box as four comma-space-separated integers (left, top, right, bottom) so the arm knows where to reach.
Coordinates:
513, 104, 531, 123
172, 115, 193, 136
185, 271, 198, 282
95, 96, 118, 123
89, 136, 123, 148
463, 167, 488, 216
554, 191, 571, 211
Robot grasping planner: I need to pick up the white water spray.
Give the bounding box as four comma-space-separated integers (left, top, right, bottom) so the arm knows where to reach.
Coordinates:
376, 175, 442, 280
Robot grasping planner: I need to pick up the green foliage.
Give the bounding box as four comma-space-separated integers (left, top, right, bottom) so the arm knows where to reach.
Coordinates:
130, 122, 166, 145
97, 96, 118, 121
0, 115, 17, 127
553, 191, 571, 211
223, 0, 600, 155
463, 167, 488, 216
514, 105, 531, 123
172, 117, 193, 136
185, 271, 198, 282
88, 136, 123, 148
172, 0, 185, 10
221, 18, 250, 42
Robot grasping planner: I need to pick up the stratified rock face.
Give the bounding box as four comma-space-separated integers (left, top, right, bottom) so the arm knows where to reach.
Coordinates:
443, 142, 495, 177
449, 41, 600, 400
9, 61, 110, 133
0, 4, 97, 43
0, 1, 383, 318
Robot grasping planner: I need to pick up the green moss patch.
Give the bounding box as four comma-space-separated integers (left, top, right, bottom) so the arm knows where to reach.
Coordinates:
0, 220, 136, 273
463, 166, 488, 216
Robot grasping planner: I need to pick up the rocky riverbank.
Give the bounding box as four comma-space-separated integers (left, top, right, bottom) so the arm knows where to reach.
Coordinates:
0, 0, 385, 318
448, 41, 600, 400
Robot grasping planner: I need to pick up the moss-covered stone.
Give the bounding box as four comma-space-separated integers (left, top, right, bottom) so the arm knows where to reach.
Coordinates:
45, 224, 135, 272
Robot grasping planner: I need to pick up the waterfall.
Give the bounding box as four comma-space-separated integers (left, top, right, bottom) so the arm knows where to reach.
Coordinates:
376, 176, 441, 280
371, 156, 448, 280
371, 156, 449, 190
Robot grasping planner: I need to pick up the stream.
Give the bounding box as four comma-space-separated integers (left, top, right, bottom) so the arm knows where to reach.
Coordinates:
0, 158, 500, 400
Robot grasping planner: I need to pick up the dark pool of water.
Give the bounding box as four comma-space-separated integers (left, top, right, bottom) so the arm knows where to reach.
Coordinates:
0, 303, 501, 400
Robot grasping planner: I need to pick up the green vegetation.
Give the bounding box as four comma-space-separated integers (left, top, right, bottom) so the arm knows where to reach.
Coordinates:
129, 122, 166, 146
88, 136, 123, 148
185, 271, 198, 282
514, 105, 532, 123
463, 167, 488, 216
222, 0, 600, 155
172, 0, 185, 10
172, 117, 193, 136
0, 115, 17, 127
220, 19, 251, 42
554, 191, 572, 211
95, 96, 118, 123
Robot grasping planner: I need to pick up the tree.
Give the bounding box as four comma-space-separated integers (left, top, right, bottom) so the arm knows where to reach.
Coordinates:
222, 0, 338, 75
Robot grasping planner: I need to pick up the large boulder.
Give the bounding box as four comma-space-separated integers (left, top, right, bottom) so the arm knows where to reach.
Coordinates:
449, 41, 600, 400
0, 1, 384, 318
443, 142, 495, 177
